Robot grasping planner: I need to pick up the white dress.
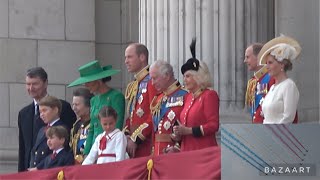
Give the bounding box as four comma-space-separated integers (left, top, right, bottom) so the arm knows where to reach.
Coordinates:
262, 78, 299, 124
82, 129, 127, 165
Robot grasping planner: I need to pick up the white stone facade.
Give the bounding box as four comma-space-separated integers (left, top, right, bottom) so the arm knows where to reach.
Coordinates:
139, 0, 319, 123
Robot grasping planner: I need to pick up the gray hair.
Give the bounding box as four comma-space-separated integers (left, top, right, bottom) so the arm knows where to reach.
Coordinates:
26, 67, 48, 82
73, 88, 94, 107
150, 60, 174, 78
187, 61, 212, 89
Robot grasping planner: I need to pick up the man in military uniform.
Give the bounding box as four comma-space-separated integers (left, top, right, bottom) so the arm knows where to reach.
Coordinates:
124, 43, 157, 158
149, 60, 187, 155
244, 43, 275, 123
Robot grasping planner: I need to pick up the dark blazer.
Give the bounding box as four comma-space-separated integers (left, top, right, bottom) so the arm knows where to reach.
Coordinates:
29, 120, 66, 168
18, 99, 76, 172
37, 148, 74, 170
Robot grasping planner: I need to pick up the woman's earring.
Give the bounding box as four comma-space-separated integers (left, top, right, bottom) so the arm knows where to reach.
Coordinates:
281, 68, 284, 71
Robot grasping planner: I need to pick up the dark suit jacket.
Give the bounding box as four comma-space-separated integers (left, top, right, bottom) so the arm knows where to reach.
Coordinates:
37, 148, 74, 170
18, 99, 76, 172
29, 120, 66, 168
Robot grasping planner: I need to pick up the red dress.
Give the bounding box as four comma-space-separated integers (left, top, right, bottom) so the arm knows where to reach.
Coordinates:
124, 66, 157, 157
180, 89, 219, 151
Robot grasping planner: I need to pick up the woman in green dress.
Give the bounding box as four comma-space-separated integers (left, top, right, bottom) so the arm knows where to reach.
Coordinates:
68, 60, 125, 155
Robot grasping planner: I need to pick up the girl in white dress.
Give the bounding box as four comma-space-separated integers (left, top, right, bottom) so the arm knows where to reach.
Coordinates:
82, 106, 127, 165
258, 36, 301, 124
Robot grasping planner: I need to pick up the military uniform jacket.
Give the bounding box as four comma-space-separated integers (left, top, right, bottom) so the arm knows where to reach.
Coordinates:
29, 120, 65, 168
180, 89, 219, 152
82, 129, 127, 165
18, 99, 76, 172
124, 65, 157, 157
37, 148, 74, 170
70, 119, 90, 163
150, 81, 187, 155
83, 89, 125, 155
245, 66, 275, 123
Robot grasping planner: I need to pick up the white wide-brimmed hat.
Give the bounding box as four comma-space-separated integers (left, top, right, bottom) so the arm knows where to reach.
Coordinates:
258, 36, 301, 65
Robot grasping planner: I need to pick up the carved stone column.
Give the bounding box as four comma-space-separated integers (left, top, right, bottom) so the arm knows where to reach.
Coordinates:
139, 0, 274, 123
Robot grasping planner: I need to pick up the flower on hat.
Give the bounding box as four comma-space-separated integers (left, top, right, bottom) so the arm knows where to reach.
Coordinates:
258, 36, 301, 65
270, 43, 297, 62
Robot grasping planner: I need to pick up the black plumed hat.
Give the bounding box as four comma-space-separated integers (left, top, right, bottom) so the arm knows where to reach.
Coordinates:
181, 38, 200, 75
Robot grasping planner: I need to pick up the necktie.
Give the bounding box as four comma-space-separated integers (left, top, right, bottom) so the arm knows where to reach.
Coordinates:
51, 151, 57, 159
99, 136, 107, 150
32, 104, 42, 145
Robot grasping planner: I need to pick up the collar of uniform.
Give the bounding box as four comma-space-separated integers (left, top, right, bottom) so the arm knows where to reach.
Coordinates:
134, 65, 150, 82
254, 66, 268, 80
164, 80, 181, 96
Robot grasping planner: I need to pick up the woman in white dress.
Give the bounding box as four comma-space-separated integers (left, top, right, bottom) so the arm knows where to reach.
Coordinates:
258, 36, 301, 124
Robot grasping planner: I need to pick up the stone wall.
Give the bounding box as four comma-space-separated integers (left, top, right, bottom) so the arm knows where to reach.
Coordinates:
275, 0, 319, 122
0, 0, 95, 172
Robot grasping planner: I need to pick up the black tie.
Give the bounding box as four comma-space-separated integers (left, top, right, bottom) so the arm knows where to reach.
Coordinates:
32, 104, 43, 145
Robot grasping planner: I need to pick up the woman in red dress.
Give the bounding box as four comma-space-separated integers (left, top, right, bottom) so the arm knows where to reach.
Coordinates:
173, 39, 219, 152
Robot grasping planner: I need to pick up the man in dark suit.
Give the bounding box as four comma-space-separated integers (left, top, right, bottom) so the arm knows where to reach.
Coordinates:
18, 67, 76, 172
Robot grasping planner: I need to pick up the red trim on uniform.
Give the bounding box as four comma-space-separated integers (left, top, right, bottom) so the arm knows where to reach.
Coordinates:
98, 153, 116, 158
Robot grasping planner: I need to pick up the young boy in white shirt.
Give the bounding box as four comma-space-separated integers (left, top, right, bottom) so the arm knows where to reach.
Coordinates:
82, 106, 127, 165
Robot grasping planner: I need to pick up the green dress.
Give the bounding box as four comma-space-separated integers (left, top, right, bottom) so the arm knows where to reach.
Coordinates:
83, 88, 125, 155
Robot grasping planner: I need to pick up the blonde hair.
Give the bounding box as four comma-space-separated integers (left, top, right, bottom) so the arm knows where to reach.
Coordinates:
187, 61, 212, 89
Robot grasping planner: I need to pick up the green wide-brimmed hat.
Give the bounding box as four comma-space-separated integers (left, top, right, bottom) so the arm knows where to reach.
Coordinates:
68, 60, 120, 87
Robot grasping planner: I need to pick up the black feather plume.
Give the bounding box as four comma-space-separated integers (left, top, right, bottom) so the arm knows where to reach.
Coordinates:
190, 38, 196, 58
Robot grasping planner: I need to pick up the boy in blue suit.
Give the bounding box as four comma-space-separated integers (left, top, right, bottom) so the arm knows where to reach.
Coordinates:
29, 126, 74, 170
28, 96, 66, 168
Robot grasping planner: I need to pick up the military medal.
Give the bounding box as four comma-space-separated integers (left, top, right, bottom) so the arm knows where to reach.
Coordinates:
140, 82, 147, 93
167, 110, 175, 121
136, 107, 144, 118
162, 95, 168, 102
259, 97, 264, 105
138, 94, 144, 104
163, 121, 171, 130
177, 96, 184, 106
166, 96, 184, 107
